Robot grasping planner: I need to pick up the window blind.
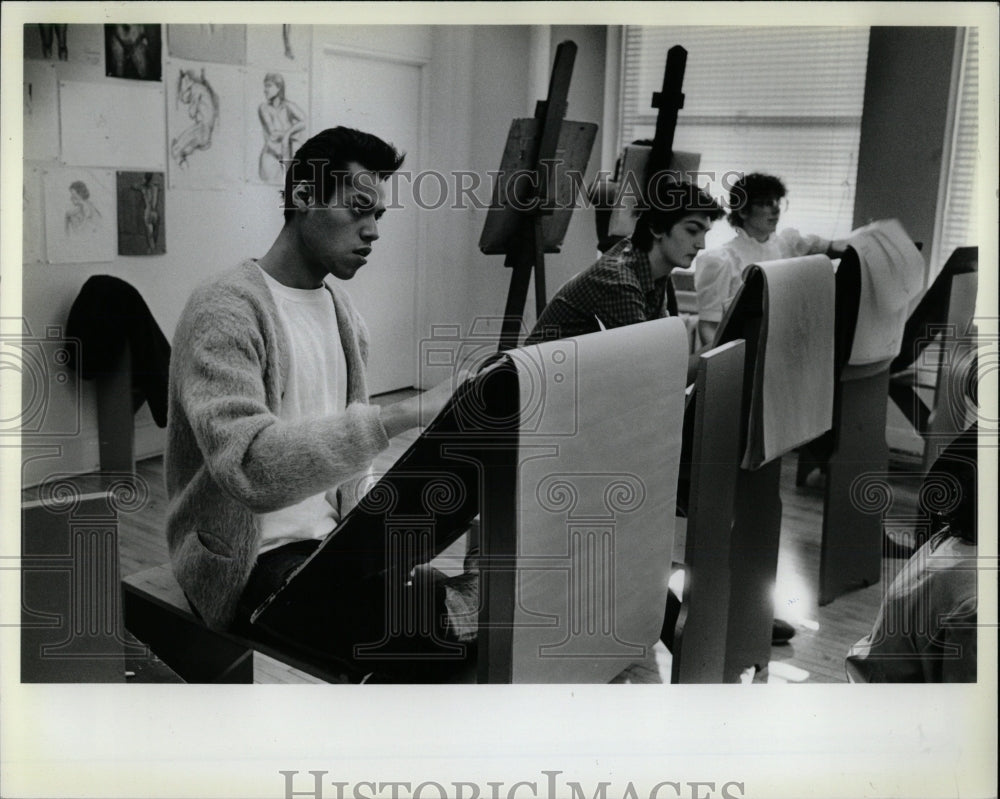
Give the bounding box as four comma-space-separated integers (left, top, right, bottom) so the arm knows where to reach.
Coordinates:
935, 27, 979, 268
620, 26, 870, 244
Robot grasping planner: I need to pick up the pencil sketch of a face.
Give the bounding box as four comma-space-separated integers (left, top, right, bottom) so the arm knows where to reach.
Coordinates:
65, 180, 102, 236
171, 69, 219, 168
257, 72, 305, 181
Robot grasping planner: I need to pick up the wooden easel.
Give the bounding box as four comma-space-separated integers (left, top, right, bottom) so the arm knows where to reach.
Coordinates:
479, 42, 598, 351
646, 45, 687, 187
487, 41, 581, 352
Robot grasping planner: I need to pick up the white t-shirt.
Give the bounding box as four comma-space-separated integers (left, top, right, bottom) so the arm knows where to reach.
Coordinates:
256, 265, 349, 553
693, 227, 830, 322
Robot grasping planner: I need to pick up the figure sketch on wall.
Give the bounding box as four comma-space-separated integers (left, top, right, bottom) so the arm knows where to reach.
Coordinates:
257, 72, 305, 181
117, 171, 166, 255
45, 167, 116, 263
170, 68, 219, 168
105, 25, 162, 81
283, 24, 294, 59
136, 173, 161, 252
65, 181, 103, 236
37, 24, 68, 61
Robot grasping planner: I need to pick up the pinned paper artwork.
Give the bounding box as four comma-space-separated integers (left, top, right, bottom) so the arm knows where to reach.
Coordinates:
246, 69, 308, 183
43, 168, 116, 264
23, 167, 45, 265
246, 24, 310, 69
167, 24, 246, 65
24, 23, 103, 65
104, 24, 163, 81
59, 80, 165, 168
167, 59, 244, 189
117, 171, 166, 255
23, 61, 59, 161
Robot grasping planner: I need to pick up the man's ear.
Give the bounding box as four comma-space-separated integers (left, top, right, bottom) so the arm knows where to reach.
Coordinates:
290, 181, 313, 211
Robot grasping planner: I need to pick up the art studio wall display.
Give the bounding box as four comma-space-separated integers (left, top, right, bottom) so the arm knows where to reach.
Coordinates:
59, 80, 165, 169
24, 23, 103, 66
167, 24, 246, 65
246, 24, 310, 69
166, 59, 244, 190
245, 68, 309, 184
43, 167, 116, 264
23, 61, 59, 161
116, 171, 166, 255
104, 24, 163, 81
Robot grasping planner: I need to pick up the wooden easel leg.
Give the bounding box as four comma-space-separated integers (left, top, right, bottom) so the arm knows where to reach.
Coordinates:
723, 459, 782, 682
499, 262, 533, 351
818, 370, 890, 605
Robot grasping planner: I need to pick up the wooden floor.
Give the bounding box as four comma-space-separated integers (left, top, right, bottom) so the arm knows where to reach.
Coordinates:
114, 390, 920, 685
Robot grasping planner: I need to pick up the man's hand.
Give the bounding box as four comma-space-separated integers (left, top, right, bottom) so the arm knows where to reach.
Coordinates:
379, 370, 471, 439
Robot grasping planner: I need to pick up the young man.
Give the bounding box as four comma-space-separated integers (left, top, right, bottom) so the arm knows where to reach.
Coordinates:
166, 127, 466, 681
694, 172, 848, 345
525, 180, 723, 345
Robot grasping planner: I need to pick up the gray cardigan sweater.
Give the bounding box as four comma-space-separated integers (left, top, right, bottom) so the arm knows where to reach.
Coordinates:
165, 260, 389, 630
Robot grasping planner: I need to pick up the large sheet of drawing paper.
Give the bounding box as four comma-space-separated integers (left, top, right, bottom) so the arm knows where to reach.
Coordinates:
719, 256, 835, 470
504, 317, 689, 683
846, 218, 926, 366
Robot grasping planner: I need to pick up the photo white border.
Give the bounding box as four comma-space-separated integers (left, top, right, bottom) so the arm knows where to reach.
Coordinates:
2, 3, 997, 799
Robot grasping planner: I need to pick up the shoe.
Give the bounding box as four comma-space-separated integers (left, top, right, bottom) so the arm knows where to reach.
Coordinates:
771, 617, 796, 645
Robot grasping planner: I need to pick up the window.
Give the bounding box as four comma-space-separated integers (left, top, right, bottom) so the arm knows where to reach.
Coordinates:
933, 27, 979, 271
620, 26, 870, 246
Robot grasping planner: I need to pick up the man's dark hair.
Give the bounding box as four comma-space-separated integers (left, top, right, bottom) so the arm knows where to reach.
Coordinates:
632, 179, 723, 252
282, 126, 405, 223
727, 172, 786, 229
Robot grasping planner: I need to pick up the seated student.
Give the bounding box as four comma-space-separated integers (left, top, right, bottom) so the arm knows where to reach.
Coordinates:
694, 172, 848, 345
846, 424, 978, 682
166, 127, 470, 682
525, 180, 723, 345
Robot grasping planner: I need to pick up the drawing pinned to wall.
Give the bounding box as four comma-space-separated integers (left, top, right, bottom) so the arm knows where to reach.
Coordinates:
117, 171, 166, 255
43, 168, 116, 264
167, 24, 246, 65
246, 24, 310, 69
36, 24, 68, 61
60, 80, 165, 168
104, 24, 162, 81
23, 61, 59, 161
246, 69, 308, 184
23, 167, 45, 265
166, 59, 243, 189
24, 24, 103, 65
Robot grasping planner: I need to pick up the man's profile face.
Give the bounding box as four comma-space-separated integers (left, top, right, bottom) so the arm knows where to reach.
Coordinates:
656, 212, 713, 272
296, 161, 387, 283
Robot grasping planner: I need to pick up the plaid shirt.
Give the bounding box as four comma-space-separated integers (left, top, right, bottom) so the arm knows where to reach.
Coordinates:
525, 238, 676, 345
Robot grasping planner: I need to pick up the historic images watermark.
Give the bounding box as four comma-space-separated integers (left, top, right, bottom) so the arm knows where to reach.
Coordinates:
280, 770, 747, 799
277, 159, 744, 214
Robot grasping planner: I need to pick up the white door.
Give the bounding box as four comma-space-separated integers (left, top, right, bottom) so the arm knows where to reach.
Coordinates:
315, 48, 424, 394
